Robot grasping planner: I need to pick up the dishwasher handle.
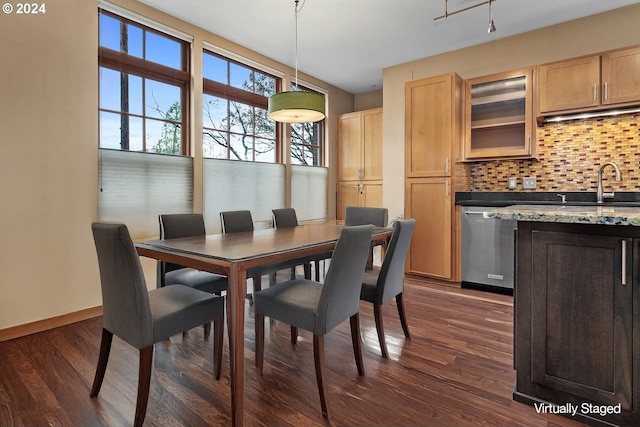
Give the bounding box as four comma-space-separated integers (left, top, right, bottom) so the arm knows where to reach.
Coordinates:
464, 210, 490, 215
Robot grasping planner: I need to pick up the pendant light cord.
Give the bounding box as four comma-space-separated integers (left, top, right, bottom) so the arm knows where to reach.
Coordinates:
294, 0, 299, 90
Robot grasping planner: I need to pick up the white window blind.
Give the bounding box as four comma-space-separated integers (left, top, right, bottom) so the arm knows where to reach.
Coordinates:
98, 149, 193, 239
291, 165, 328, 221
203, 159, 285, 233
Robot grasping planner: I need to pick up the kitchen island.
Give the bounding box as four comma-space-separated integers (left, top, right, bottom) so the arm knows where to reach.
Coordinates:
488, 205, 640, 427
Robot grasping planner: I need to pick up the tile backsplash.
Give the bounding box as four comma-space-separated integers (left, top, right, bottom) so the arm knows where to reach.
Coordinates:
469, 113, 640, 192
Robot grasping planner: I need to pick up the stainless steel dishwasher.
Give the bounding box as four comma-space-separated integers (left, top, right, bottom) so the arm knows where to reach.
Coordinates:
461, 206, 516, 294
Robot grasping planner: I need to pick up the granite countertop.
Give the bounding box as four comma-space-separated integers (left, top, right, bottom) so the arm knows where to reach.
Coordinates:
485, 204, 640, 226
455, 191, 640, 207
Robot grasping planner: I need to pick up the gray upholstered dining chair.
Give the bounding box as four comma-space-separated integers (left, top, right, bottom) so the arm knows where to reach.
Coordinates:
344, 206, 389, 228
220, 210, 254, 234
220, 210, 255, 303
271, 208, 327, 282
344, 206, 389, 269
360, 219, 416, 358
90, 222, 225, 427
158, 213, 228, 338
254, 224, 374, 418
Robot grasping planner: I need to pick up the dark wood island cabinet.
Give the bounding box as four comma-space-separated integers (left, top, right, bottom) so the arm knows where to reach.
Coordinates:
487, 205, 640, 427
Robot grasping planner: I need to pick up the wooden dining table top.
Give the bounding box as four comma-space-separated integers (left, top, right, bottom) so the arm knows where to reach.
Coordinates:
136, 222, 391, 272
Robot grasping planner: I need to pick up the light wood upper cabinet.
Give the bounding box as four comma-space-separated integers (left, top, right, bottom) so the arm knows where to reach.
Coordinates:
539, 45, 640, 115
464, 68, 536, 160
336, 108, 383, 220
601, 46, 640, 106
405, 74, 460, 177
337, 108, 382, 182
337, 112, 362, 182
362, 109, 383, 181
538, 55, 601, 114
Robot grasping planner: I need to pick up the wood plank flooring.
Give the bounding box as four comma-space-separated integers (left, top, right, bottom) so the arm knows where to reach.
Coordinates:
0, 277, 587, 427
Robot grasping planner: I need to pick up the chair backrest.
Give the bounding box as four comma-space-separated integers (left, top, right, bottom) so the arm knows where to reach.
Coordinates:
272, 208, 299, 228
158, 214, 207, 279
344, 206, 388, 227
91, 222, 152, 349
159, 213, 206, 239
220, 210, 254, 234
377, 219, 416, 304
316, 224, 374, 334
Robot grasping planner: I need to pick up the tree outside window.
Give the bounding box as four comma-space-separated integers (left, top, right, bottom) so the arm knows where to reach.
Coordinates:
202, 52, 278, 162
290, 84, 324, 166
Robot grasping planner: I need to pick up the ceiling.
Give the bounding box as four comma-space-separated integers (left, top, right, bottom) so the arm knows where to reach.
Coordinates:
137, 0, 640, 94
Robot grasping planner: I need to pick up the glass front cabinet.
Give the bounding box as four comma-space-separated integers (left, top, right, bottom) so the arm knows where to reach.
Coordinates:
464, 68, 536, 160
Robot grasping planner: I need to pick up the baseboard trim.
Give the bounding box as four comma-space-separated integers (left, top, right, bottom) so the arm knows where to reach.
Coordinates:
0, 306, 102, 342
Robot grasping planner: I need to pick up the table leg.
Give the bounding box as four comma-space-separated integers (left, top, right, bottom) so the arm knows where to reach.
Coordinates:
227, 264, 246, 427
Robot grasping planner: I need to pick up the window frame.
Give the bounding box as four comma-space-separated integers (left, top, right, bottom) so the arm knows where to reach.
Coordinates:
202, 49, 281, 162
98, 9, 191, 155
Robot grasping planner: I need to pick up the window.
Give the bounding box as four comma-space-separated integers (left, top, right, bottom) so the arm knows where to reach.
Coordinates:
97, 7, 193, 239
202, 51, 279, 161
98, 11, 189, 155
290, 84, 325, 166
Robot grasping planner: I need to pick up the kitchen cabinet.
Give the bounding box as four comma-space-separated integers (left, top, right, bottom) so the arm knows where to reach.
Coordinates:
406, 74, 458, 177
336, 108, 383, 220
538, 55, 600, 114
336, 181, 382, 221
538, 45, 640, 115
405, 73, 462, 281
514, 221, 640, 426
602, 46, 640, 106
405, 177, 452, 279
464, 68, 536, 160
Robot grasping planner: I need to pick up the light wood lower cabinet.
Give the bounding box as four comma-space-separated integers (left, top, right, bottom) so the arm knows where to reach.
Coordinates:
405, 177, 453, 279
336, 182, 382, 221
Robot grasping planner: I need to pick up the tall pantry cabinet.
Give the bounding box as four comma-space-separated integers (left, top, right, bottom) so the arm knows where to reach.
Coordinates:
405, 73, 463, 281
336, 108, 383, 221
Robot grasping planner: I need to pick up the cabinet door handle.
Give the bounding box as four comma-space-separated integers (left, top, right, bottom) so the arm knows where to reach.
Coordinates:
604, 81, 609, 102
445, 157, 449, 174
445, 180, 449, 197
593, 83, 598, 102
622, 240, 627, 286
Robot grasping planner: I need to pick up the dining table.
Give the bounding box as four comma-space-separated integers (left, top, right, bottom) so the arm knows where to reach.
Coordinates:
134, 221, 392, 427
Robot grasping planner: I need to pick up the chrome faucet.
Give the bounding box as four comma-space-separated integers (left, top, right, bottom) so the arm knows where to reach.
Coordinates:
596, 162, 622, 203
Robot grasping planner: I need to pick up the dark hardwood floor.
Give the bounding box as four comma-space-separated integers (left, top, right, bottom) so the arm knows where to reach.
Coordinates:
0, 277, 587, 427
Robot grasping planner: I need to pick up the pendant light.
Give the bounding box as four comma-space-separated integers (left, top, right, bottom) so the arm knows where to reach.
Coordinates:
268, 0, 325, 123
487, 0, 496, 33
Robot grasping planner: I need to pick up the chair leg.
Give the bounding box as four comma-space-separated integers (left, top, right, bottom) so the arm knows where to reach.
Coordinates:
350, 313, 365, 374
269, 271, 277, 287
213, 317, 224, 380
314, 260, 321, 281
373, 304, 389, 359
255, 312, 265, 374
396, 292, 411, 340
90, 328, 113, 398
203, 322, 211, 339
290, 326, 298, 345
313, 334, 329, 418
134, 345, 153, 427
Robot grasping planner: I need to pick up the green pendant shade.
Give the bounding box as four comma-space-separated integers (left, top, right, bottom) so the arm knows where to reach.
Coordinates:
268, 91, 326, 123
